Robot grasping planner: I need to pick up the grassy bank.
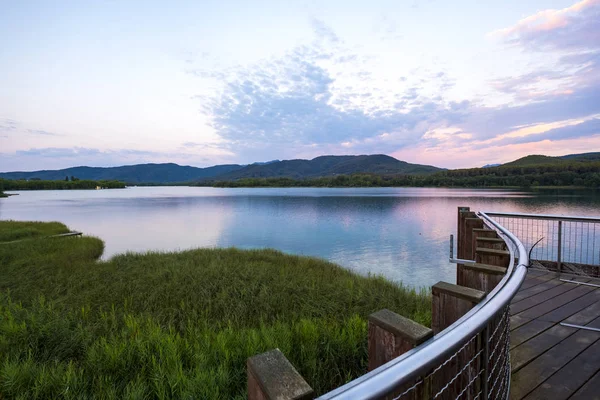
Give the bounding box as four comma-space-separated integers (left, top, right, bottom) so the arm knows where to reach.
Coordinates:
0, 221, 431, 399
0, 178, 126, 191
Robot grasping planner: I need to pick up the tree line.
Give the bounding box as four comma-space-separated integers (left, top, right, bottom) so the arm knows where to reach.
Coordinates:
0, 178, 126, 191
205, 161, 600, 188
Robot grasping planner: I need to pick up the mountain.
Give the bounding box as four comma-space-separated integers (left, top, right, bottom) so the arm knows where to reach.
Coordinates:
560, 152, 600, 162
0, 163, 244, 184
502, 155, 566, 167
0, 155, 440, 184
482, 163, 501, 168
502, 152, 600, 167
212, 154, 441, 180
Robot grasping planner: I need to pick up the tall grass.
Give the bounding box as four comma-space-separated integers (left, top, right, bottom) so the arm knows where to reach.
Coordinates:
0, 221, 431, 398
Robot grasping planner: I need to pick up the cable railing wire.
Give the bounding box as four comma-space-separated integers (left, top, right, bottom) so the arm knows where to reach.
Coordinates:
317, 212, 528, 400
485, 212, 600, 276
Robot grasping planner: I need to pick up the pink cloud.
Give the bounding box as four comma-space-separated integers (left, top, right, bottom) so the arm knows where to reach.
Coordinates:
392, 134, 600, 169
493, 0, 599, 38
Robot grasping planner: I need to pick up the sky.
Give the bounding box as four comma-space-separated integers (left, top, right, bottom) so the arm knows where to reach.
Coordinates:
1, 0, 599, 171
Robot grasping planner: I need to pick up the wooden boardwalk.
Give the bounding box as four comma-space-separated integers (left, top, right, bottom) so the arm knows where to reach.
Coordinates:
510, 268, 600, 400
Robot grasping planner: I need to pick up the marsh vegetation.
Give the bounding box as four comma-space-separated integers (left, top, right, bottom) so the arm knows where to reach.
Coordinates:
0, 220, 431, 398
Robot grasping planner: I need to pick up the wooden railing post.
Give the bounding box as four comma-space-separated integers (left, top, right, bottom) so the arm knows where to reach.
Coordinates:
248, 349, 313, 400
432, 282, 485, 334
432, 282, 485, 399
368, 309, 433, 399
475, 247, 510, 268
458, 263, 507, 294
368, 309, 433, 371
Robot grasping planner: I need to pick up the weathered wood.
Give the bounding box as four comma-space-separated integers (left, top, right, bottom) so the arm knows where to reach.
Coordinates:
458, 263, 506, 293
475, 247, 510, 268
465, 217, 484, 260
511, 281, 585, 314
431, 281, 484, 400
247, 349, 313, 400
368, 309, 433, 371
510, 328, 600, 399
509, 319, 554, 350
523, 336, 600, 400
517, 285, 596, 320
457, 207, 471, 260
510, 324, 575, 373
511, 277, 567, 303
519, 271, 560, 290
570, 370, 600, 400
432, 282, 485, 334
366, 310, 433, 400
536, 289, 600, 323
475, 236, 506, 250
472, 228, 497, 238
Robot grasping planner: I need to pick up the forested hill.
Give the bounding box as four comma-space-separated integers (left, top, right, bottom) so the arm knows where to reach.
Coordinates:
0, 155, 440, 184
502, 152, 600, 167
214, 154, 441, 180
211, 156, 600, 188
1, 152, 599, 186
0, 163, 245, 184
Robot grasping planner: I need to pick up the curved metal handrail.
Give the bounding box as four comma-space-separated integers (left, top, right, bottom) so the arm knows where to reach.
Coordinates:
318, 211, 529, 399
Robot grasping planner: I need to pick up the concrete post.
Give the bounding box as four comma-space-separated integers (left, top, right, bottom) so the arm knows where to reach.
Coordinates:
248, 349, 313, 400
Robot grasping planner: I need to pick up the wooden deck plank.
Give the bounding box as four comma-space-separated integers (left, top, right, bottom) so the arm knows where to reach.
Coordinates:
525, 268, 551, 278
536, 289, 600, 324
510, 324, 575, 372
563, 300, 600, 325
519, 272, 559, 290
512, 278, 567, 303
516, 285, 596, 321
509, 329, 600, 399
522, 336, 600, 400
510, 270, 600, 400
511, 282, 584, 314
569, 370, 600, 400
510, 319, 554, 350
512, 275, 593, 303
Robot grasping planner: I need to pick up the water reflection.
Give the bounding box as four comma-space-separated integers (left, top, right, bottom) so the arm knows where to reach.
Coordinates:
1, 187, 598, 288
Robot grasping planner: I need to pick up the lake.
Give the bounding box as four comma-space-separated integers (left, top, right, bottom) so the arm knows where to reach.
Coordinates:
1, 187, 599, 288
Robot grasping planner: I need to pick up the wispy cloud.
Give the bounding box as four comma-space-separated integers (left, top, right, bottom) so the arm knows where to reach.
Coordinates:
491, 0, 600, 52
27, 129, 62, 136
0, 119, 64, 137
192, 20, 464, 161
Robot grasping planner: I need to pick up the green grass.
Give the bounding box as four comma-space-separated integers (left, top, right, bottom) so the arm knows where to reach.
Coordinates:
0, 220, 70, 243
0, 221, 431, 399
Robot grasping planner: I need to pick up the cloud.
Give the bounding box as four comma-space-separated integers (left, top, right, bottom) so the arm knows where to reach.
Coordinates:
0, 118, 18, 132
310, 18, 339, 43
489, 0, 600, 104
27, 129, 61, 136
492, 0, 600, 52
0, 119, 64, 137
193, 30, 465, 161
0, 146, 236, 172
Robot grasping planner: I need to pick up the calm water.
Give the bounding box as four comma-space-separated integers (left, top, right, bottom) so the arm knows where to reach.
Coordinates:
1, 187, 599, 288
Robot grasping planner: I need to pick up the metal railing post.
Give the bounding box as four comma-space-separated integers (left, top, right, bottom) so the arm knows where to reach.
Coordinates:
557, 220, 563, 273
481, 326, 490, 400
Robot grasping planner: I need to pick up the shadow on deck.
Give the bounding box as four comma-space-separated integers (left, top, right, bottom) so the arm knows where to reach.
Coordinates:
510, 268, 600, 400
